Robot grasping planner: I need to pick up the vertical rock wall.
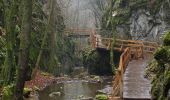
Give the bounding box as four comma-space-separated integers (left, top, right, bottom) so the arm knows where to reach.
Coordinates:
114, 1, 170, 42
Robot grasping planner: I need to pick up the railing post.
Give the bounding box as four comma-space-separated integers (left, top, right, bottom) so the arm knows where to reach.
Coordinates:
119, 69, 123, 98
141, 44, 144, 59
90, 33, 92, 47
96, 37, 98, 47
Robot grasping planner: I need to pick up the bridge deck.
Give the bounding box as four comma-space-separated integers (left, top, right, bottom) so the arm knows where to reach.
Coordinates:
123, 54, 151, 100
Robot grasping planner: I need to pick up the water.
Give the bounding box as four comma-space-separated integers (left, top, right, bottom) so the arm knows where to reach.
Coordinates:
39, 77, 112, 100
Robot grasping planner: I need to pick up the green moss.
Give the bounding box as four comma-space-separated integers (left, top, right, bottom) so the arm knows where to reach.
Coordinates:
154, 47, 170, 63
95, 94, 108, 100
23, 88, 31, 94
151, 78, 162, 99
83, 49, 112, 75
23, 88, 31, 98
163, 31, 170, 46
2, 84, 15, 100
148, 30, 170, 99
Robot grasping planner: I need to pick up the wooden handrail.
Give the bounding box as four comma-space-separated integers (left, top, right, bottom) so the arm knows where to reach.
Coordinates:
91, 34, 158, 53
112, 48, 131, 97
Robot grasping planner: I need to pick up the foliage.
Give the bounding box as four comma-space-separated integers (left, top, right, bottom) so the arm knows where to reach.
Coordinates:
154, 47, 170, 64
95, 94, 108, 100
147, 30, 170, 100
163, 31, 170, 46
0, 0, 4, 26
0, 36, 6, 68
0, 0, 19, 85
2, 84, 15, 100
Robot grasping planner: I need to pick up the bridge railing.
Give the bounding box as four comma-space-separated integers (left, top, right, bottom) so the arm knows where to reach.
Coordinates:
111, 41, 158, 99
91, 33, 158, 54
90, 32, 112, 49
112, 47, 131, 97
142, 41, 159, 53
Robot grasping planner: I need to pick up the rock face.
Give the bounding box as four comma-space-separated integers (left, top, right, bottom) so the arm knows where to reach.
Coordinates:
115, 1, 170, 43
129, 9, 168, 42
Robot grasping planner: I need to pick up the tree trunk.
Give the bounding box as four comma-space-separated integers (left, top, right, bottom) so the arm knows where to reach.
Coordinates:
47, 0, 57, 74
15, 0, 32, 99
32, 0, 57, 77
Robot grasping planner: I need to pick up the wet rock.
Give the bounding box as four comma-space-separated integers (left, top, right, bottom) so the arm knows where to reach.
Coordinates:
81, 97, 93, 100
94, 76, 103, 83
24, 92, 39, 100
96, 86, 112, 95
49, 92, 61, 98
96, 90, 106, 94
88, 76, 103, 83
78, 95, 93, 100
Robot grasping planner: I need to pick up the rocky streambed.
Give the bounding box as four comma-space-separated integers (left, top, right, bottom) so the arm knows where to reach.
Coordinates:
38, 76, 112, 100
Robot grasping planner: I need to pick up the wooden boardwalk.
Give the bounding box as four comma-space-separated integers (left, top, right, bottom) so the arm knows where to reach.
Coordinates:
64, 28, 158, 100
123, 54, 151, 99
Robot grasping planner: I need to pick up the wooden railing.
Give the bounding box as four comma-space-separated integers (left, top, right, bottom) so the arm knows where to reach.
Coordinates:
64, 29, 159, 54
90, 32, 97, 48
142, 41, 159, 53
112, 47, 131, 97
91, 34, 159, 53
64, 28, 94, 36
90, 33, 159, 99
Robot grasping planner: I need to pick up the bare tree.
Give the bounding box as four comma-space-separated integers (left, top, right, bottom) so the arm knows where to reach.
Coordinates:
89, 0, 108, 28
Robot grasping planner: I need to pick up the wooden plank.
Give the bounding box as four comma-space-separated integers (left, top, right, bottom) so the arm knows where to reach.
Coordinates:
123, 54, 151, 99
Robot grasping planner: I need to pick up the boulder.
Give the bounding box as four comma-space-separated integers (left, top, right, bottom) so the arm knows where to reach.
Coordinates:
49, 92, 61, 98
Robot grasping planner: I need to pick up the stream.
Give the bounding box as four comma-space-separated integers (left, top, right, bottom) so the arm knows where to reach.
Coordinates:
39, 77, 112, 100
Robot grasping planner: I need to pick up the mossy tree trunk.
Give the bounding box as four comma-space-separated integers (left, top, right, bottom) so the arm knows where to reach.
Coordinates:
110, 0, 116, 74
47, 0, 58, 75
31, 0, 57, 78
15, 0, 32, 99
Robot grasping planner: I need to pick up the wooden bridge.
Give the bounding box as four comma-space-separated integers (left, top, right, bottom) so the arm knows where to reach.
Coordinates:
65, 28, 159, 100
64, 28, 92, 37
91, 33, 159, 100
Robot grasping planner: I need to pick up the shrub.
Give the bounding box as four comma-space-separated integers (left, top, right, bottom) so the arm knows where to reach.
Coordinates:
154, 47, 170, 63
2, 84, 15, 100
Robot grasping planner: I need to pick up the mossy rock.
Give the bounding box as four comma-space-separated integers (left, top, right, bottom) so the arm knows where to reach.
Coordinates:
83, 49, 121, 75
23, 88, 32, 98
95, 94, 108, 100
163, 31, 170, 46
